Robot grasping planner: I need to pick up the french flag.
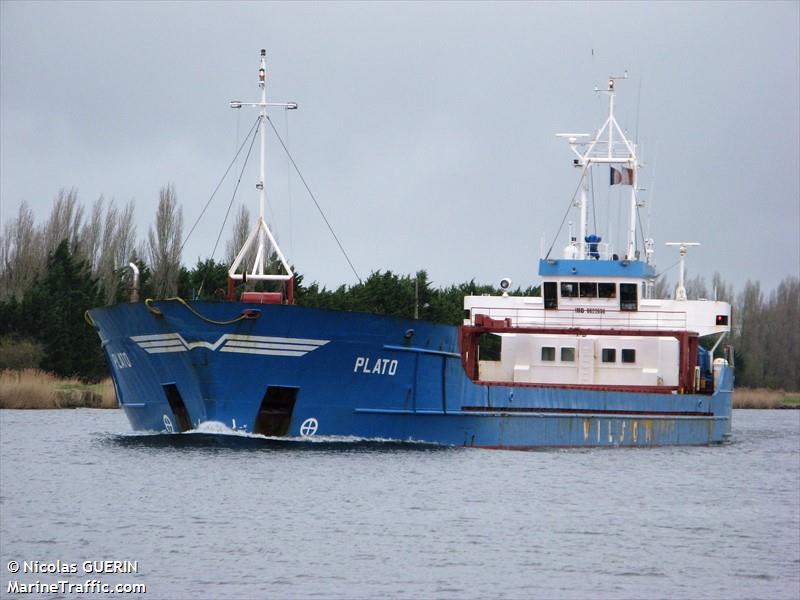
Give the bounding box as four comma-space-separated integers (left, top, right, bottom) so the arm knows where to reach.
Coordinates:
610, 166, 635, 186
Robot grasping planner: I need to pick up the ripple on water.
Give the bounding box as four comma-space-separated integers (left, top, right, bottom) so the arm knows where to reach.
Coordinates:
0, 408, 798, 599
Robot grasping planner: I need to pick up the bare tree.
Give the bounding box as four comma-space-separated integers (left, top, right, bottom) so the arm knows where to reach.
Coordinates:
736, 280, 765, 387
114, 200, 137, 279
761, 277, 799, 390
225, 204, 255, 267
0, 202, 44, 300
711, 272, 734, 304
101, 199, 137, 304
685, 273, 709, 300
44, 188, 83, 259
148, 184, 183, 298
79, 196, 105, 272
653, 275, 671, 299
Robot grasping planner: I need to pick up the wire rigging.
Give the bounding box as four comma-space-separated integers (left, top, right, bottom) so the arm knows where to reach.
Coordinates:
180, 116, 261, 254
544, 163, 590, 260
266, 115, 363, 284
197, 116, 261, 296
284, 108, 293, 259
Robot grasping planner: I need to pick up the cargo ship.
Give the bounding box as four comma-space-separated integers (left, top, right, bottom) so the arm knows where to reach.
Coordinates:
88, 54, 733, 447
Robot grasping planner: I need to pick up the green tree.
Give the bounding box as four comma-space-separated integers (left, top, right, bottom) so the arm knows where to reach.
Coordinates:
178, 258, 230, 300
25, 240, 105, 381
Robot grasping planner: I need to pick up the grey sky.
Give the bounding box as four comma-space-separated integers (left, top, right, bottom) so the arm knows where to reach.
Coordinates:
2, 1, 798, 294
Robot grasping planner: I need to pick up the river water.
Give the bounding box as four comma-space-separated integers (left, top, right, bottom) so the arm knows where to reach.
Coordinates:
0, 409, 798, 599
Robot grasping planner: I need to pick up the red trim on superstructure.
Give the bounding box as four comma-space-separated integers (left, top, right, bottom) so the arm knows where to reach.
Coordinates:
473, 381, 680, 394
459, 323, 701, 394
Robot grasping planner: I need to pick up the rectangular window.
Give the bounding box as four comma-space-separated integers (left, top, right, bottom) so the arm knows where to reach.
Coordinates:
560, 282, 578, 298
598, 282, 617, 298
477, 333, 502, 362
620, 283, 638, 311
561, 347, 575, 362
579, 282, 598, 298
601, 348, 616, 363
544, 282, 558, 310
541, 347, 556, 361
621, 349, 636, 364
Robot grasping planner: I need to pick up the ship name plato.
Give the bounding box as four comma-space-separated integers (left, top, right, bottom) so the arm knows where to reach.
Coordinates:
353, 356, 398, 376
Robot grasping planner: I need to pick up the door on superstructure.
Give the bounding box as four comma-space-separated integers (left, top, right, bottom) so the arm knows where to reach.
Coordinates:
620, 283, 638, 311
577, 338, 595, 384
544, 282, 558, 309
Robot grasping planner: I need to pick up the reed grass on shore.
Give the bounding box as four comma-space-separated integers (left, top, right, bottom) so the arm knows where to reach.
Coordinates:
733, 388, 800, 409
0, 369, 117, 409
0, 369, 797, 410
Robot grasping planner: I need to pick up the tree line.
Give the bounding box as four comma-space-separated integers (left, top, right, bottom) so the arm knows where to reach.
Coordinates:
1, 187, 797, 390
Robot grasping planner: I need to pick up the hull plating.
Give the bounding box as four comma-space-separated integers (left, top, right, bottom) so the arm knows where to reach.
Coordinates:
89, 301, 733, 448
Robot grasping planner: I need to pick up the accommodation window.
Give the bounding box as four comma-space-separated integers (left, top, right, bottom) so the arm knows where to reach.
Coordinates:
561, 282, 578, 298
621, 349, 636, 363
598, 282, 616, 298
561, 347, 575, 362
541, 347, 556, 361
579, 282, 598, 298
544, 282, 558, 309
620, 283, 638, 311
601, 348, 616, 363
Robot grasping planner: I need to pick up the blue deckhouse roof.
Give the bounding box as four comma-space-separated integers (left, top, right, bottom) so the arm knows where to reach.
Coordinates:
538, 258, 656, 279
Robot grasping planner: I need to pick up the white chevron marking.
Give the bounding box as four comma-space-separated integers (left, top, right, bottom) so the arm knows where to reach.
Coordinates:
131, 332, 329, 357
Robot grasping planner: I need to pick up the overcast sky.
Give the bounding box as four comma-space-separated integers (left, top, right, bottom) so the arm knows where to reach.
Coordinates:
2, 1, 798, 294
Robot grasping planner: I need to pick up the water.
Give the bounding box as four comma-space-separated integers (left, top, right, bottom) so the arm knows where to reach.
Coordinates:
1, 409, 798, 600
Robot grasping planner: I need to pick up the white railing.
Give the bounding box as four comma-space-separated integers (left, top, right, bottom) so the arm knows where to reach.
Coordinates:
469, 305, 688, 331
560, 241, 616, 261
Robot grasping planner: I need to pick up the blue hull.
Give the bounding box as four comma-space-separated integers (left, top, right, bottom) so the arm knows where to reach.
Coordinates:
89, 301, 733, 448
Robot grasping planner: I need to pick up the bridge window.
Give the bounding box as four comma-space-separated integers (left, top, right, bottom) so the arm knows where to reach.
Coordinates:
561, 282, 578, 298
561, 347, 575, 362
579, 282, 598, 298
620, 283, 638, 311
598, 282, 617, 298
601, 348, 616, 363
621, 349, 636, 364
541, 347, 556, 361
544, 282, 558, 309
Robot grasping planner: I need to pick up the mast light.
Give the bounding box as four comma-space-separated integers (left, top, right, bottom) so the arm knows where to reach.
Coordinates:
230, 101, 242, 109
258, 68, 266, 82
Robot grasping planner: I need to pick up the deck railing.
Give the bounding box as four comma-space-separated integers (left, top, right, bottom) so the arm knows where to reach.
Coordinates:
468, 305, 687, 331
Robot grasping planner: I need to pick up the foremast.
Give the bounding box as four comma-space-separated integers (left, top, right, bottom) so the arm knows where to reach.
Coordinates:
556, 73, 646, 263
227, 49, 298, 301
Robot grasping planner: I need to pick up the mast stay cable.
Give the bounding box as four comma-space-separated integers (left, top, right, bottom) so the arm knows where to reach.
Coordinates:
197, 117, 261, 297
180, 116, 261, 254
266, 115, 363, 284
544, 163, 590, 260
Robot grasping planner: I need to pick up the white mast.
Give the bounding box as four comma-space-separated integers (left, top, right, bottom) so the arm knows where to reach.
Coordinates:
228, 49, 298, 288
557, 72, 640, 261
666, 242, 700, 301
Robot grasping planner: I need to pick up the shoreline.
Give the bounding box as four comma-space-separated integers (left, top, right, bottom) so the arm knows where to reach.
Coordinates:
0, 369, 797, 410
0, 369, 117, 409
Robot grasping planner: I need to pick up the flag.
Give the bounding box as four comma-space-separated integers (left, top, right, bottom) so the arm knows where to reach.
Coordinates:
610, 166, 634, 186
